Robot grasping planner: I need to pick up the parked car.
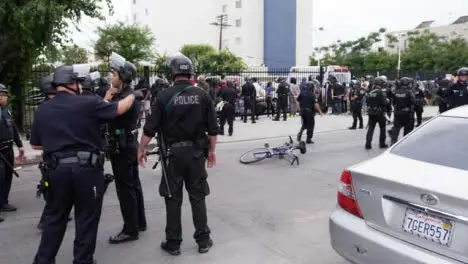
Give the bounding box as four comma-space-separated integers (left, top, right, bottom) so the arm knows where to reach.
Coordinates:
329, 106, 468, 264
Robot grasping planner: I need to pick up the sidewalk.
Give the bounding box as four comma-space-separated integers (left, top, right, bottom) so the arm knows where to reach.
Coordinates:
14, 106, 440, 166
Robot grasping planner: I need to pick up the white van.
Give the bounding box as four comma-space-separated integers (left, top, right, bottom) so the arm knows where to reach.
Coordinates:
287, 65, 352, 85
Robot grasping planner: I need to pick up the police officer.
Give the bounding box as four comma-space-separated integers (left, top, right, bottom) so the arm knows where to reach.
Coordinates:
348, 80, 364, 129
436, 78, 451, 113
297, 82, 324, 144
379, 75, 393, 123
241, 77, 256, 123
365, 76, 390, 150
96, 77, 110, 98
40, 74, 57, 100
447, 67, 468, 110
30, 63, 142, 264
274, 77, 290, 121
81, 72, 101, 96
0, 83, 24, 223
106, 53, 148, 244
413, 81, 426, 127
137, 54, 217, 255
390, 77, 416, 145
218, 81, 238, 136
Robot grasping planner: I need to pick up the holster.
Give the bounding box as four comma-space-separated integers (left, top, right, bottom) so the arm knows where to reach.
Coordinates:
108, 128, 135, 154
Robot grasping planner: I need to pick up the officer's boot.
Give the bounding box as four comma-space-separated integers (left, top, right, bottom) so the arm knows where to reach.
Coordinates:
228, 126, 233, 137
0, 215, 4, 223
365, 142, 372, 150
218, 128, 224, 136
306, 130, 314, 144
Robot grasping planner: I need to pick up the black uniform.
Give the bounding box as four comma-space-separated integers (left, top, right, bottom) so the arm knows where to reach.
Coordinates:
447, 81, 468, 110
436, 79, 451, 113
218, 83, 238, 136
391, 87, 415, 144
349, 86, 364, 129
413, 86, 425, 127
241, 81, 256, 123
0, 97, 23, 213
108, 88, 147, 239
365, 83, 389, 149
30, 90, 118, 264
275, 80, 290, 121
297, 84, 318, 143
143, 80, 218, 252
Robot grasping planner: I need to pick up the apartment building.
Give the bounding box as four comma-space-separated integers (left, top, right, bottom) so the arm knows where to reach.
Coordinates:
216, 0, 313, 68
385, 15, 468, 53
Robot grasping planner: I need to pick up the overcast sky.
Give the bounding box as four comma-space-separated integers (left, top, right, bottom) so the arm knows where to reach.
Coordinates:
73, 0, 468, 53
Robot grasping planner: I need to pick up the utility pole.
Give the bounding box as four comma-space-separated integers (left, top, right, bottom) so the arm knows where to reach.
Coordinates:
210, 14, 231, 51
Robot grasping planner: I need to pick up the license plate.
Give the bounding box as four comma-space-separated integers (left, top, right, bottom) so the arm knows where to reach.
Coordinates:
402, 208, 454, 246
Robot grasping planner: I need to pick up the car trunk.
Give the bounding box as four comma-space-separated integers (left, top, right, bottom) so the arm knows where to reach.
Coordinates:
351, 153, 468, 263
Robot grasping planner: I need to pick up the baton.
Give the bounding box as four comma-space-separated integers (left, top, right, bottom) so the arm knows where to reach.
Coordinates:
0, 151, 19, 178
159, 134, 172, 198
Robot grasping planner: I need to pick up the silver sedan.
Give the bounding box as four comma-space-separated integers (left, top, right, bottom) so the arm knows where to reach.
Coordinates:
329, 106, 468, 264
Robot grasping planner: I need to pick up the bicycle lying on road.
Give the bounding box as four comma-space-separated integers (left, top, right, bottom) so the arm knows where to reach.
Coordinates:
239, 136, 307, 166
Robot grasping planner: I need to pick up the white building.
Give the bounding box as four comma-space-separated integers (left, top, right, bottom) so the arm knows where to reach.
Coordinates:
385, 16, 468, 53
130, 0, 218, 56
216, 0, 313, 68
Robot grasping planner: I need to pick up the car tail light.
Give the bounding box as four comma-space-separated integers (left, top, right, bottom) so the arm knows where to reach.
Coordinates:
338, 170, 363, 218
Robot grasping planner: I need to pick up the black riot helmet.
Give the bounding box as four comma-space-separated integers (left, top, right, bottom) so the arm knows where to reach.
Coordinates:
39, 73, 55, 95
373, 76, 387, 88
350, 80, 360, 88
0, 83, 7, 94
52, 64, 91, 94
167, 54, 195, 80
109, 52, 137, 83
328, 75, 338, 83
82, 71, 101, 92
399, 77, 412, 88
456, 67, 468, 77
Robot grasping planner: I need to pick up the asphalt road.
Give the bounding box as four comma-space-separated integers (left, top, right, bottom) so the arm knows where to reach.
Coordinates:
0, 128, 387, 264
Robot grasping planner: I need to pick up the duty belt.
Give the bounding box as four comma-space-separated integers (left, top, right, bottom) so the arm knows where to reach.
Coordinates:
0, 140, 13, 150
170, 141, 194, 148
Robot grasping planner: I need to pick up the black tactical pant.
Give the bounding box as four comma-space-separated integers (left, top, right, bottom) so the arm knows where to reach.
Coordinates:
242, 96, 255, 123
160, 146, 210, 248
298, 108, 315, 141
275, 96, 288, 120
0, 146, 14, 209
110, 146, 147, 236
33, 162, 105, 264
391, 113, 412, 144
414, 105, 423, 126
366, 114, 387, 146
219, 102, 234, 135
350, 105, 363, 128
266, 97, 274, 117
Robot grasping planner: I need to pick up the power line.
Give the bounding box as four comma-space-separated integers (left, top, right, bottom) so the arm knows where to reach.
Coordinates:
210, 14, 232, 51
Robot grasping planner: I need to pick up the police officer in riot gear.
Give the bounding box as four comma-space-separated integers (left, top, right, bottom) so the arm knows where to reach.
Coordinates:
0, 83, 24, 223
81, 72, 101, 96
390, 77, 416, 145
106, 53, 148, 244
297, 82, 324, 144
241, 77, 256, 123
348, 80, 364, 129
218, 81, 238, 136
274, 77, 290, 121
365, 76, 390, 149
412, 81, 426, 127
138, 54, 218, 255
39, 74, 56, 100
379, 75, 393, 122
447, 67, 468, 110
436, 78, 451, 113
30, 63, 142, 264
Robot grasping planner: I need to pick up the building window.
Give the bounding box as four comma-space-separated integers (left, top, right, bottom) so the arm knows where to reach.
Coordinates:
236, 0, 242, 8
235, 37, 242, 45
222, 5, 227, 13
133, 0, 136, 4
235, 19, 242, 27
145, 8, 148, 15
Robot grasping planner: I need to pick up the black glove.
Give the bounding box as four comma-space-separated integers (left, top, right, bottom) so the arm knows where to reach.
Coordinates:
133, 90, 144, 100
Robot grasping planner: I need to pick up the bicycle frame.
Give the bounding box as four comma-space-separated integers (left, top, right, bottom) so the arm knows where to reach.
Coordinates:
261, 137, 300, 165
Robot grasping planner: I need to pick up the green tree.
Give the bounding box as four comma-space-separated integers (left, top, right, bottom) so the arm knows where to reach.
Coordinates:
180, 44, 246, 74
0, 0, 111, 130
94, 22, 155, 63
61, 44, 89, 64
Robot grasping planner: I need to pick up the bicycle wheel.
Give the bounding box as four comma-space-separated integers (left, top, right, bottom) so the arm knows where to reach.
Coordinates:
239, 148, 270, 164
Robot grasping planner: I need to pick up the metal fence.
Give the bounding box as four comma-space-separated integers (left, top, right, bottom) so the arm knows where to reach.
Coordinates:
19, 67, 449, 138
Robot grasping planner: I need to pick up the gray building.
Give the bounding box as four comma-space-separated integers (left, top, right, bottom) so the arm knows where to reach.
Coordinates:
385, 15, 468, 53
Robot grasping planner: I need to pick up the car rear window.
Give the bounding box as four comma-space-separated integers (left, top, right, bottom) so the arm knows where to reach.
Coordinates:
390, 116, 468, 171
